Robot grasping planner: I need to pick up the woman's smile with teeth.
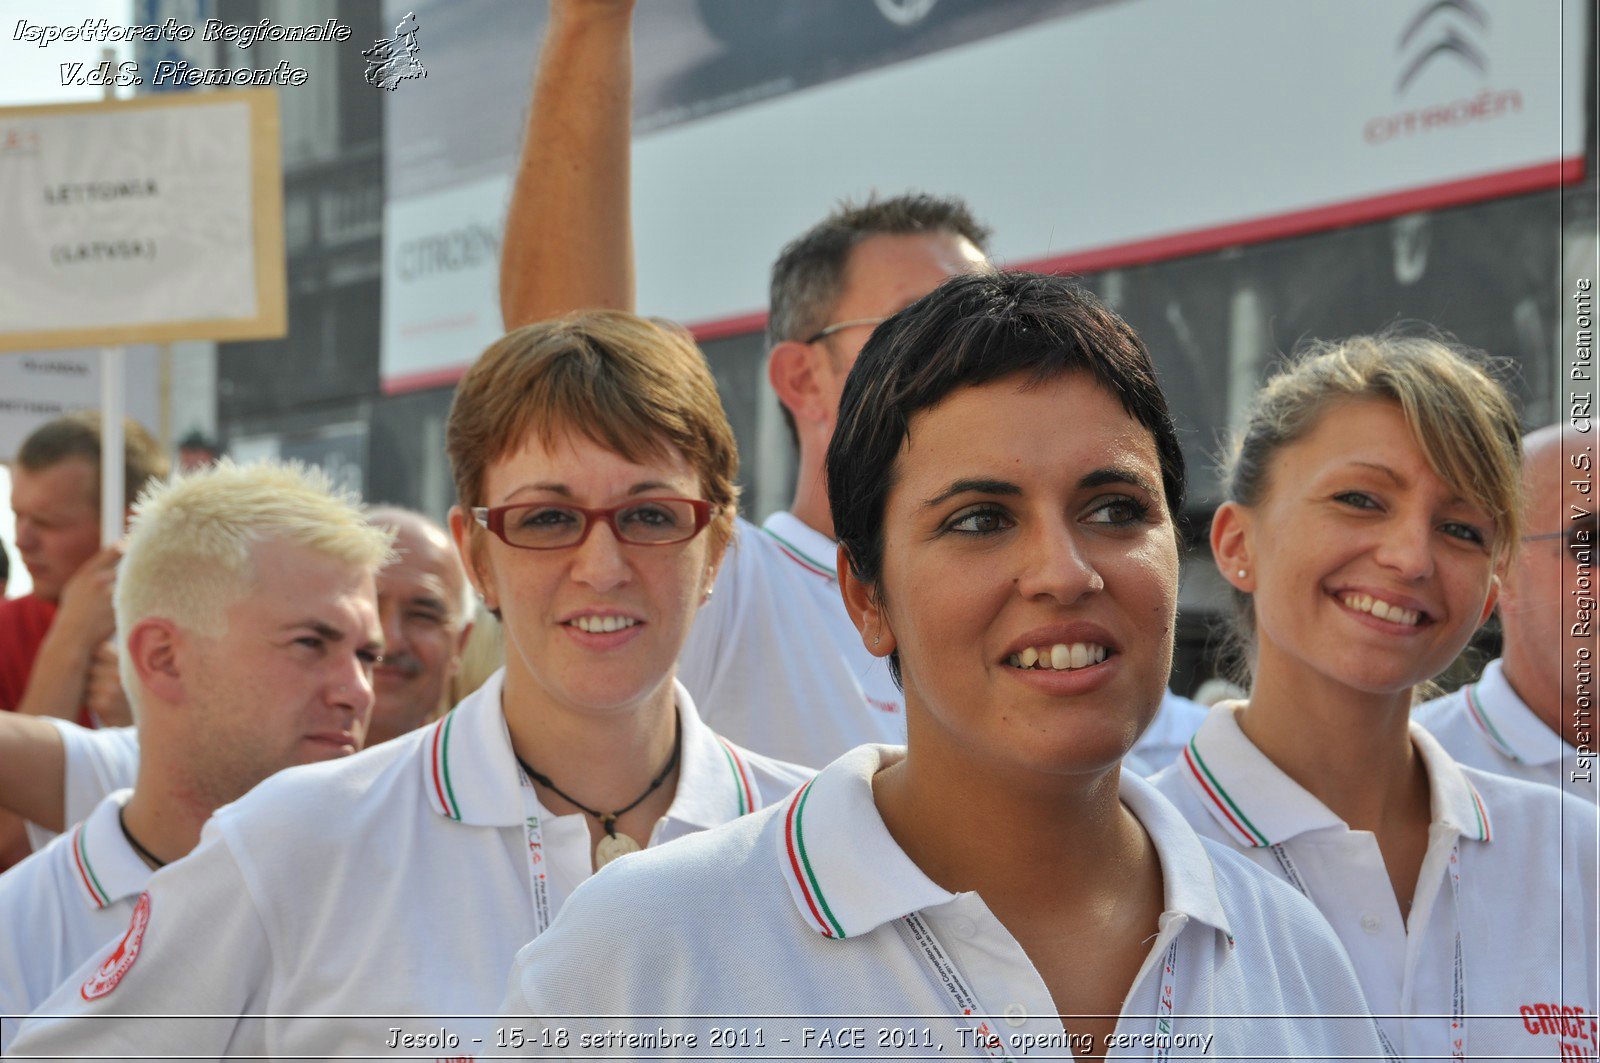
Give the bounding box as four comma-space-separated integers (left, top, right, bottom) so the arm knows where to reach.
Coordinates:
1340, 593, 1422, 627
1006, 642, 1109, 671
571, 615, 639, 633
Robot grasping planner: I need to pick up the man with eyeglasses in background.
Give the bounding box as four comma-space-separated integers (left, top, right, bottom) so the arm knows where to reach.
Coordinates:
1417, 423, 1597, 800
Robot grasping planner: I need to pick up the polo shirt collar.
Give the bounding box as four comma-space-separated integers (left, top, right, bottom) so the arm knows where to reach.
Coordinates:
1180, 703, 1345, 848
776, 745, 953, 939
1412, 722, 1494, 843
69, 790, 148, 911
1463, 658, 1567, 767
776, 746, 1233, 944
760, 511, 838, 582
422, 670, 759, 831
1121, 772, 1233, 941
1182, 702, 1492, 847
422, 669, 527, 827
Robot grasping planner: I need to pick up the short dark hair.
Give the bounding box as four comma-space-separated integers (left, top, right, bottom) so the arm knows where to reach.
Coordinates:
17, 412, 169, 508
769, 193, 992, 446
825, 271, 1185, 685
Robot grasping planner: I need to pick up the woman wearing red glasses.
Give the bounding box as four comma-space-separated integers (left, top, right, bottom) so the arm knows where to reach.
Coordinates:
12, 311, 810, 1059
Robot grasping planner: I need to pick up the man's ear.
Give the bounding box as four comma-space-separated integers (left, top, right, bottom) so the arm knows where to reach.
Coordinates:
448, 506, 497, 614
126, 618, 184, 705
769, 340, 830, 428
837, 544, 895, 658
1210, 501, 1255, 592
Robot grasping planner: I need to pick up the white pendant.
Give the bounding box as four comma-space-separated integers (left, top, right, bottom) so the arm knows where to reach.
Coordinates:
594, 832, 642, 868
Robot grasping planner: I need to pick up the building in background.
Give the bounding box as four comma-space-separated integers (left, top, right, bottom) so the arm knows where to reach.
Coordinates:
129, 0, 1595, 692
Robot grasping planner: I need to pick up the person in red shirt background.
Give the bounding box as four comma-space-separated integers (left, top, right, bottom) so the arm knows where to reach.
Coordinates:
1, 412, 168, 867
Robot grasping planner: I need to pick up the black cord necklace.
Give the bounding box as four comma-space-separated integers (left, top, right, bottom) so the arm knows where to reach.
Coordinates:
513, 712, 682, 840
117, 807, 167, 869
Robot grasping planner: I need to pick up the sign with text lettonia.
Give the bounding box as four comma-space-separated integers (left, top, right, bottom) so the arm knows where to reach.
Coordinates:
378, 0, 1588, 393
0, 88, 285, 351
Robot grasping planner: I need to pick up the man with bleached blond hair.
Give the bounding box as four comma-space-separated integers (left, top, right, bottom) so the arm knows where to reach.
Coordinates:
0, 460, 389, 1049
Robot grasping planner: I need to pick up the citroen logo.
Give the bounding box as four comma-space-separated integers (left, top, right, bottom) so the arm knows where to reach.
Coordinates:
1397, 0, 1489, 94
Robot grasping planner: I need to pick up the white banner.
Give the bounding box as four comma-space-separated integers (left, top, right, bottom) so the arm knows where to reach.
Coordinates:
380, 0, 1589, 391
0, 346, 161, 463
0, 88, 284, 350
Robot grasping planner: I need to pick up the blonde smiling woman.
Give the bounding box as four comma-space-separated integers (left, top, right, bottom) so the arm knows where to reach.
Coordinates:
1152, 334, 1598, 1059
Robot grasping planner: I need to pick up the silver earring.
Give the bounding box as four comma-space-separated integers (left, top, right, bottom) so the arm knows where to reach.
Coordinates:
873, 635, 881, 646
1237, 569, 1248, 579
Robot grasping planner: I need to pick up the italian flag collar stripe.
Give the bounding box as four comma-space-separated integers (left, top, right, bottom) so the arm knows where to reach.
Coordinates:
762, 528, 835, 581
1184, 739, 1269, 848
1467, 782, 1492, 842
73, 823, 111, 909
784, 781, 845, 938
715, 735, 755, 816
431, 713, 462, 821
1464, 684, 1522, 763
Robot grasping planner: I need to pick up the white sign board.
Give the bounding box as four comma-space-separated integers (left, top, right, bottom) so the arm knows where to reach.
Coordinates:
379, 0, 1588, 392
0, 346, 162, 463
0, 88, 285, 350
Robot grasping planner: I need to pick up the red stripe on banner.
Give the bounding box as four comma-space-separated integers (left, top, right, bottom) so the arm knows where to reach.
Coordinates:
1021, 158, 1586, 277
383, 365, 468, 396
663, 157, 1587, 342
690, 311, 769, 344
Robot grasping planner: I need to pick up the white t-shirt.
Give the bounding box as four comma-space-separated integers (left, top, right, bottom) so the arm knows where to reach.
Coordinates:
11, 671, 810, 1059
0, 789, 146, 1051
500, 746, 1391, 1060
678, 512, 907, 766
1415, 658, 1596, 801
22, 720, 139, 852
1152, 703, 1599, 1060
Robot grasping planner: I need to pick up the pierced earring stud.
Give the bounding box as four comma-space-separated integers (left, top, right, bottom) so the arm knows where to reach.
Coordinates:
1237, 569, 1248, 579
873, 635, 881, 646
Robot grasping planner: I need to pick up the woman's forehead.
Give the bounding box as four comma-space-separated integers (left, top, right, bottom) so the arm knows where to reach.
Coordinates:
895, 373, 1160, 483
485, 428, 695, 500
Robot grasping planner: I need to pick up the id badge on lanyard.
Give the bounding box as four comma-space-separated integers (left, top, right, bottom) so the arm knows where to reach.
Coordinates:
897, 911, 1180, 1061
518, 772, 555, 938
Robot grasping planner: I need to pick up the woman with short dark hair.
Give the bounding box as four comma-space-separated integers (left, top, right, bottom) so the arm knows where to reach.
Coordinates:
500, 273, 1390, 1059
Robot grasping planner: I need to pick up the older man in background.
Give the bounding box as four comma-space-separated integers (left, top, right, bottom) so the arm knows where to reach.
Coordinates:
1418, 424, 1595, 800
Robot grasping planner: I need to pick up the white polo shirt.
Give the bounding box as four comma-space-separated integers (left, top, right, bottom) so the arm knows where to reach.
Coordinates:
1416, 658, 1596, 801
501, 746, 1390, 1060
22, 720, 139, 852
1152, 703, 1599, 1060
679, 513, 906, 767
0, 789, 146, 1051
11, 671, 810, 1059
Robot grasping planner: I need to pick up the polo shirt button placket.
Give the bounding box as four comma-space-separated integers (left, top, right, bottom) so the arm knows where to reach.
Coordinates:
1360, 913, 1382, 934
1002, 1003, 1027, 1027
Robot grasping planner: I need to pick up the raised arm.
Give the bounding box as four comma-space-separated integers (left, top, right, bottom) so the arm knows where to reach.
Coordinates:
499, 0, 637, 328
